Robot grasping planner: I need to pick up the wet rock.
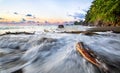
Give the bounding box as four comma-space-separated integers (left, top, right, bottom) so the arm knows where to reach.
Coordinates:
0, 55, 20, 65
81, 31, 98, 36
58, 25, 64, 28
44, 29, 49, 32
12, 69, 23, 73
0, 52, 5, 57
9, 45, 20, 49
59, 31, 98, 35
87, 26, 120, 33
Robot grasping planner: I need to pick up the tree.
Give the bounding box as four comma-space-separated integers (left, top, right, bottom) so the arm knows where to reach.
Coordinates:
74, 20, 84, 25
85, 0, 120, 26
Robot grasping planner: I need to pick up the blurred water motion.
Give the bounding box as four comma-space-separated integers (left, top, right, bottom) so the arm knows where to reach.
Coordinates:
0, 27, 120, 73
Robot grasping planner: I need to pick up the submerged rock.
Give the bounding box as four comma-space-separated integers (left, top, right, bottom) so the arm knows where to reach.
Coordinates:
12, 69, 23, 73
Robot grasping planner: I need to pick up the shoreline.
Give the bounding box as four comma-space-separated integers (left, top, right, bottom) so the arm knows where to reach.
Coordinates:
0, 26, 120, 36
87, 26, 120, 33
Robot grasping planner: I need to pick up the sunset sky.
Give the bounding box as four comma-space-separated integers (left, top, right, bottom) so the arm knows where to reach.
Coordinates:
0, 0, 93, 24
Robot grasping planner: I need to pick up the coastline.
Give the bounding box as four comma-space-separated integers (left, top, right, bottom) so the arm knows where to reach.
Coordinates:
0, 25, 120, 73
87, 26, 120, 33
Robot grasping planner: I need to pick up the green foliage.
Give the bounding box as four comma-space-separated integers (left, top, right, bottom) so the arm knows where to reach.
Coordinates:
74, 21, 84, 25
85, 0, 120, 26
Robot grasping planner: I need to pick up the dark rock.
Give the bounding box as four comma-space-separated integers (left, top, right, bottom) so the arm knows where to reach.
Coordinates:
87, 26, 120, 33
11, 69, 23, 73
59, 31, 98, 35
58, 25, 64, 28
82, 31, 98, 36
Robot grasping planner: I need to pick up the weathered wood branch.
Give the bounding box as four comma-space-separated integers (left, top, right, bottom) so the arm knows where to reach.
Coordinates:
0, 31, 35, 36
76, 42, 100, 67
76, 42, 109, 73
87, 26, 120, 33
59, 31, 98, 35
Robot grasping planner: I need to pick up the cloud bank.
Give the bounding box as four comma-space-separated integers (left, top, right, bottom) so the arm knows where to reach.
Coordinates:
67, 8, 87, 20
0, 17, 4, 20
26, 14, 32, 17
68, 13, 85, 20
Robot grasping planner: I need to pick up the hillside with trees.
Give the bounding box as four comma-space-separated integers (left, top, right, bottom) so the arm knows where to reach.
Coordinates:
85, 0, 120, 26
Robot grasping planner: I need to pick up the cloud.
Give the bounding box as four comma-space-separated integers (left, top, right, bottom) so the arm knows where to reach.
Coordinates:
33, 16, 36, 19
73, 13, 85, 19
21, 18, 26, 22
68, 13, 85, 20
45, 21, 48, 24
26, 14, 36, 19
82, 9, 87, 12
67, 8, 87, 20
13, 12, 36, 19
0, 17, 4, 20
14, 12, 18, 15
26, 14, 32, 17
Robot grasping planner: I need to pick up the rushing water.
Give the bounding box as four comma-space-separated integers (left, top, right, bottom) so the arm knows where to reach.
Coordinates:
0, 26, 120, 73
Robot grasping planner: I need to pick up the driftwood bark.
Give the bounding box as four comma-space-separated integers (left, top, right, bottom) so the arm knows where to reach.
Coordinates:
87, 26, 120, 33
59, 26, 120, 34
60, 31, 97, 35
76, 42, 109, 73
0, 31, 34, 36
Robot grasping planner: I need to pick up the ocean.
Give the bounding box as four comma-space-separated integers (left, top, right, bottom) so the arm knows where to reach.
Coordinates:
0, 25, 120, 73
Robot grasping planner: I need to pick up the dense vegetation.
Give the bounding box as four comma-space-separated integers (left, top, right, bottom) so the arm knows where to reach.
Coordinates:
85, 0, 120, 26
74, 20, 84, 25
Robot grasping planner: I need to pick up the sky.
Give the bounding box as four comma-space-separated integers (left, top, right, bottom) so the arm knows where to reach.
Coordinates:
0, 0, 93, 24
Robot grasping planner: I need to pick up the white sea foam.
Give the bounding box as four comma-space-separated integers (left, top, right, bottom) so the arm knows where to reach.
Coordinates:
0, 25, 120, 73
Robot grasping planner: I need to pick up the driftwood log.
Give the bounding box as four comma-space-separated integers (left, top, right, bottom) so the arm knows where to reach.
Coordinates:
76, 42, 109, 73
60, 31, 98, 35
87, 26, 120, 33
0, 31, 35, 36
